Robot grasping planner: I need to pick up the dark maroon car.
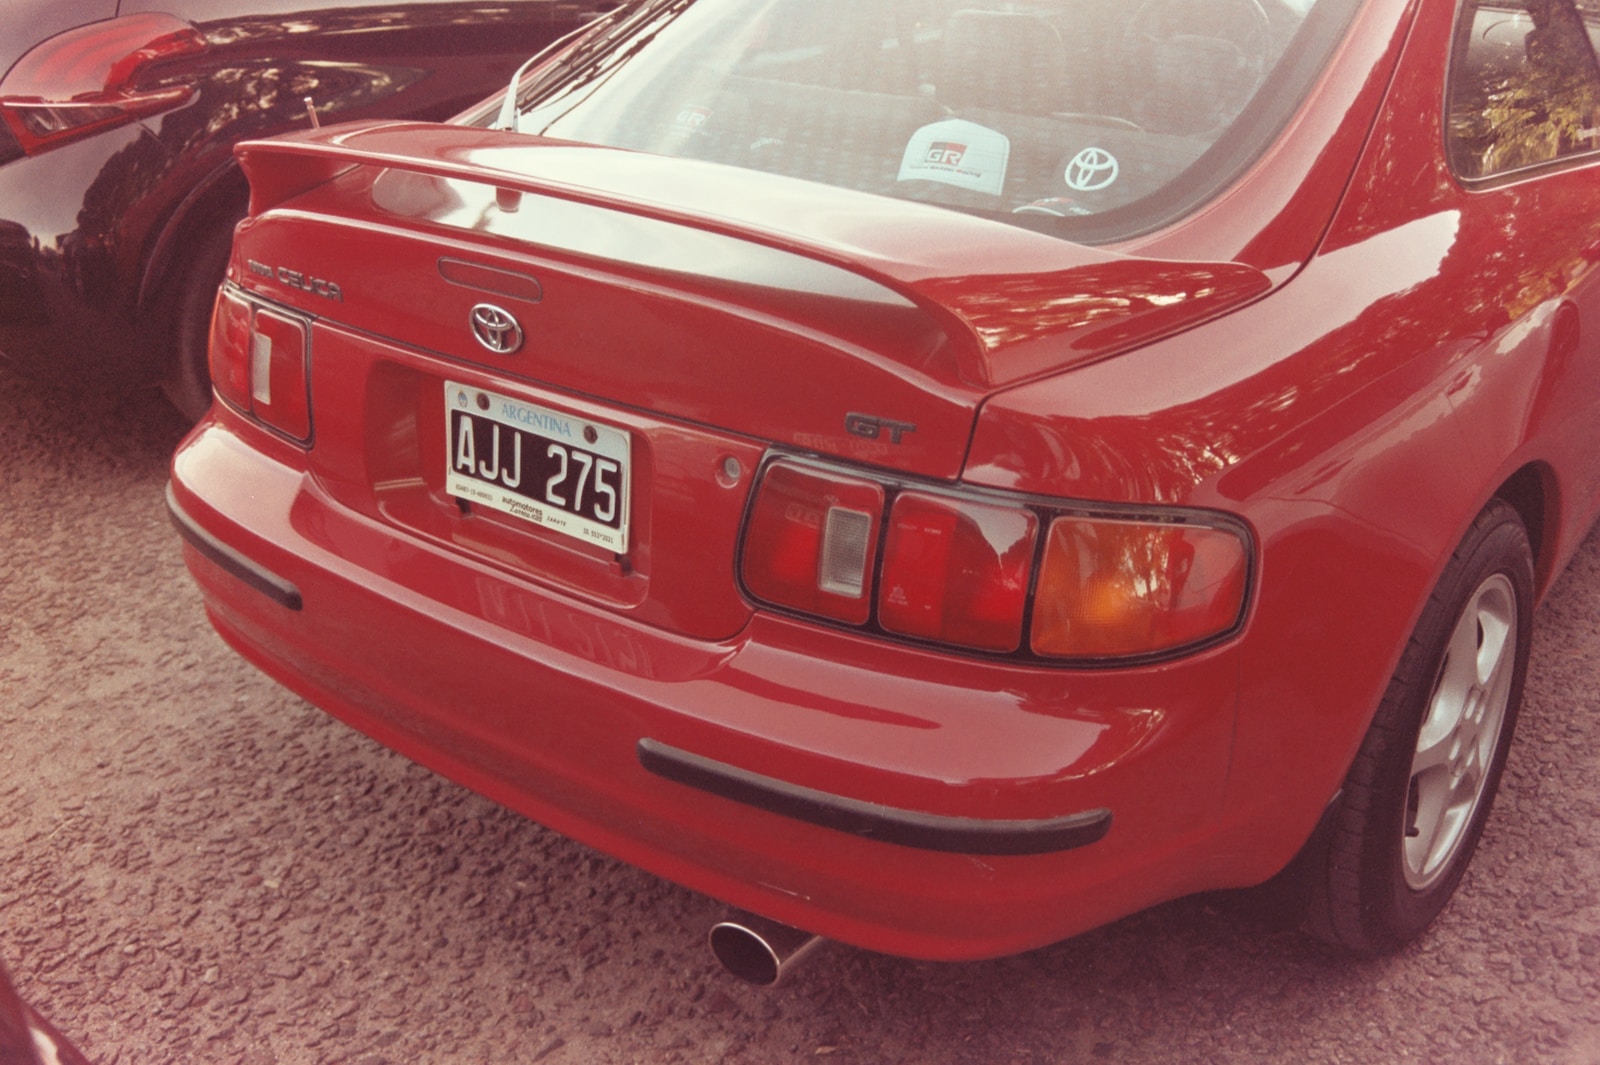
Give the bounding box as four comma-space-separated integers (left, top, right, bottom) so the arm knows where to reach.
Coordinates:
0, 957, 91, 1065
0, 1, 600, 417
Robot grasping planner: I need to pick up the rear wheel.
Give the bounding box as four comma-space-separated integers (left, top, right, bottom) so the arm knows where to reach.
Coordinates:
159, 211, 240, 422
1300, 498, 1533, 954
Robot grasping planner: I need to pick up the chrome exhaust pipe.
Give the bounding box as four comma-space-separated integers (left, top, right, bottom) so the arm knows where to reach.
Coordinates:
708, 913, 826, 987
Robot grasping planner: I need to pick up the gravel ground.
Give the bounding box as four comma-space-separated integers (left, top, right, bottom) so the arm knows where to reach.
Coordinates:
2, 368, 1599, 1065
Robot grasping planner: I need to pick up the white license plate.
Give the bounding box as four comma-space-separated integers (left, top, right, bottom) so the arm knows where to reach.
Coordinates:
444, 381, 630, 552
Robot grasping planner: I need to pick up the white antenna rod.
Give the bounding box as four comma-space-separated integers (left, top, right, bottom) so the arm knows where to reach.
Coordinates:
493, 54, 544, 134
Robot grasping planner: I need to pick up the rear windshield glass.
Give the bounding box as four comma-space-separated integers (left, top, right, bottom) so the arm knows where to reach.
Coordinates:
488, 0, 1359, 241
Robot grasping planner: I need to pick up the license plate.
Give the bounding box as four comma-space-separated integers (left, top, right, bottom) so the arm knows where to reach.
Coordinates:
444, 381, 630, 552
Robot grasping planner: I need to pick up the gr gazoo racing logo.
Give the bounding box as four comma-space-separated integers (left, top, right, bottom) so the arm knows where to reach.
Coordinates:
898, 118, 1009, 197
673, 105, 712, 133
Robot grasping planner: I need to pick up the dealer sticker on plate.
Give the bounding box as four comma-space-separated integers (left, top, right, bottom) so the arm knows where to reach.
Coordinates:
445, 381, 630, 553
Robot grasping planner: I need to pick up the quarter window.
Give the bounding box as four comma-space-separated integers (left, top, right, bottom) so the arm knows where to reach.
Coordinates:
1447, 0, 1600, 180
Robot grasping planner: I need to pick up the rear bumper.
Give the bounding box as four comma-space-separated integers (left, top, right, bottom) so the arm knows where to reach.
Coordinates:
634, 738, 1111, 856
169, 419, 1242, 960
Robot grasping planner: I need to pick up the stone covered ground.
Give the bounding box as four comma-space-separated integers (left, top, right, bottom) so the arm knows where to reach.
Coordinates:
3, 370, 1598, 1064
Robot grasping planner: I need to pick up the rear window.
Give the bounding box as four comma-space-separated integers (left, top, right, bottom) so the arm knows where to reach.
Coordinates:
488, 0, 1360, 241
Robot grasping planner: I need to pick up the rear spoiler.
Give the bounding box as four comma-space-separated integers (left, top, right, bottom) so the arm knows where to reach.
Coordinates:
236, 121, 1270, 388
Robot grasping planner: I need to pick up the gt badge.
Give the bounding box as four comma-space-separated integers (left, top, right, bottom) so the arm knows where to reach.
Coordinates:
845, 412, 917, 444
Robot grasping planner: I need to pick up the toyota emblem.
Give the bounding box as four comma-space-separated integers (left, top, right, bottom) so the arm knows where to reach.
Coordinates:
469, 303, 524, 355
1064, 147, 1119, 193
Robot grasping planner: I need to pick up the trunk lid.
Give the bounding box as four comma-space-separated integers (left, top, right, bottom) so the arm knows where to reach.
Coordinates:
237, 121, 1270, 477
228, 121, 1269, 638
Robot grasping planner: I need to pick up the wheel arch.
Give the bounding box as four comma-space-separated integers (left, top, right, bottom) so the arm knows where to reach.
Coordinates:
140, 160, 250, 418
1492, 461, 1557, 596
137, 161, 249, 320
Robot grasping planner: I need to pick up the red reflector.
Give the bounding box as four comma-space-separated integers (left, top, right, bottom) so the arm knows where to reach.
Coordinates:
0, 13, 206, 155
878, 492, 1036, 652
742, 462, 883, 624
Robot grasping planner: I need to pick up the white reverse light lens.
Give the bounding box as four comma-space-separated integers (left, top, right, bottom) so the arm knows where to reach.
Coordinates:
250, 331, 273, 404
818, 506, 873, 598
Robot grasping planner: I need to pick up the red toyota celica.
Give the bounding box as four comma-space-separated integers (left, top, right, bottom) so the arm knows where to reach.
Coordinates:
168, 0, 1600, 966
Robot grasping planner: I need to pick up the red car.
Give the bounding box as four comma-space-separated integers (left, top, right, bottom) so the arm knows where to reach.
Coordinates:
169, 0, 1600, 965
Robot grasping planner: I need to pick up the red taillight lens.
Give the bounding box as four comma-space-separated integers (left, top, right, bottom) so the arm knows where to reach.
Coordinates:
209, 288, 252, 411
0, 13, 207, 156
1030, 518, 1248, 659
741, 462, 884, 624
208, 288, 312, 443
878, 492, 1036, 652
740, 457, 1251, 661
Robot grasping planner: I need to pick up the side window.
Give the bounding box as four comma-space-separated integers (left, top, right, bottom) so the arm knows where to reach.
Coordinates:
1447, 0, 1600, 179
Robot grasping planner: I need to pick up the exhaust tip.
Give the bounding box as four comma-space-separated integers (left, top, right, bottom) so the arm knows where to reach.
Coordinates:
709, 922, 782, 987
708, 915, 824, 987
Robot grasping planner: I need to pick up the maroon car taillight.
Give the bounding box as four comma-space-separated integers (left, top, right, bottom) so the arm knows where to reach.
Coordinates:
0, 13, 207, 156
209, 287, 312, 442
740, 457, 1251, 662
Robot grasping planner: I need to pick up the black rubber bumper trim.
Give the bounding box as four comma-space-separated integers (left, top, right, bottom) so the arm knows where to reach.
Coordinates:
637, 738, 1111, 856
166, 483, 303, 611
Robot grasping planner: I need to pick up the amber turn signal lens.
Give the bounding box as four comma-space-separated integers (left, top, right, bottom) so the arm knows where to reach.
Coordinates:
1030, 517, 1248, 659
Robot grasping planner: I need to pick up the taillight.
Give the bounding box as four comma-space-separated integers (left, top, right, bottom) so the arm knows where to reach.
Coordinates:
741, 463, 883, 625
740, 457, 1251, 662
209, 288, 253, 412
1030, 518, 1249, 659
208, 287, 312, 443
0, 13, 207, 156
878, 492, 1036, 652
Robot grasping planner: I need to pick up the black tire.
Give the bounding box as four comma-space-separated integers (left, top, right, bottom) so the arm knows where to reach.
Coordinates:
159, 212, 241, 423
1298, 498, 1533, 954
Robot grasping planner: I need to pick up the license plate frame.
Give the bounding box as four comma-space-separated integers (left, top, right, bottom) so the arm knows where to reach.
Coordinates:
444, 381, 630, 553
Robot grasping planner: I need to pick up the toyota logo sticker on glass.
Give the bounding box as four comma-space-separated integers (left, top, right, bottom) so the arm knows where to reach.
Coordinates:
1064, 147, 1119, 192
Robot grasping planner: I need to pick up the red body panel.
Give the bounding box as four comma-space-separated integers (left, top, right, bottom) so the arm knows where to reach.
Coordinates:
172, 426, 1240, 958
169, 0, 1600, 959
